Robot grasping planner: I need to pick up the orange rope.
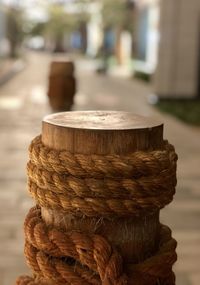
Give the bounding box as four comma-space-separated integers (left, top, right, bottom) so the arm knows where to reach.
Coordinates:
27, 136, 177, 217
20, 207, 176, 285
29, 136, 177, 179
16, 275, 48, 285
17, 134, 178, 285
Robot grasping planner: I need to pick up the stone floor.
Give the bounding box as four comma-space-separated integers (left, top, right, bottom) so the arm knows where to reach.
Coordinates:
0, 51, 199, 285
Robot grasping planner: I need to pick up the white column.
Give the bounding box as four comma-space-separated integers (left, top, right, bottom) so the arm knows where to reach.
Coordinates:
154, 0, 200, 98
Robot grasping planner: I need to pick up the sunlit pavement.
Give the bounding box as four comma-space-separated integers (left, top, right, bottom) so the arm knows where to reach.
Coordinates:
0, 51, 199, 285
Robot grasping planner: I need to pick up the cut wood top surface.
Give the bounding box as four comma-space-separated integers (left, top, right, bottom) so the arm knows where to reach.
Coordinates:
43, 111, 162, 130
42, 111, 164, 154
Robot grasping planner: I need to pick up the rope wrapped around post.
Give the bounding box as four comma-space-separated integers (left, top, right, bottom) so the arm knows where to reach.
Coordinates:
17, 133, 178, 285
27, 136, 177, 217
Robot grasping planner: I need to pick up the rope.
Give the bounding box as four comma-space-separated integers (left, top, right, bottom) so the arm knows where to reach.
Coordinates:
27, 136, 177, 217
17, 134, 178, 285
20, 207, 177, 285
16, 275, 48, 285
30, 136, 177, 179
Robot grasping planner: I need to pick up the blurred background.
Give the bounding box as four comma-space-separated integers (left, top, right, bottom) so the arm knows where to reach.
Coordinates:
0, 0, 199, 285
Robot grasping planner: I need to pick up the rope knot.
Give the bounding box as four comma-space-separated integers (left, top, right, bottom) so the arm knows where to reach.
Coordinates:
20, 207, 177, 285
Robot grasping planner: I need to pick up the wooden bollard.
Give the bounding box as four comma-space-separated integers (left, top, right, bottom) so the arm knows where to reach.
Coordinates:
17, 110, 177, 285
42, 111, 163, 263
47, 61, 76, 112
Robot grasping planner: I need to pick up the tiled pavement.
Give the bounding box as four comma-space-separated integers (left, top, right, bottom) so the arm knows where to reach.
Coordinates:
0, 52, 199, 285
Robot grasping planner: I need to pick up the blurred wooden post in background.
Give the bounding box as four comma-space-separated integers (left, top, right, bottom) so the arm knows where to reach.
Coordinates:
47, 61, 76, 111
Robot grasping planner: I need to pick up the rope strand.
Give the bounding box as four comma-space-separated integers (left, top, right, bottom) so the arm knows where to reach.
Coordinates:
17, 134, 178, 285
27, 136, 177, 217
22, 207, 176, 285
29, 136, 177, 179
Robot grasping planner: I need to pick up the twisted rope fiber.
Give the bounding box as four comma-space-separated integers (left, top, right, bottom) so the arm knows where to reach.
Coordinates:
20, 207, 177, 285
27, 136, 177, 217
28, 179, 175, 217
17, 135, 178, 284
16, 275, 48, 285
27, 162, 176, 198
30, 136, 177, 179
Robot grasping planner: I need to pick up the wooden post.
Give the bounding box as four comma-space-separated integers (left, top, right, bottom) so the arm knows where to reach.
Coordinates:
47, 61, 76, 112
41, 111, 163, 264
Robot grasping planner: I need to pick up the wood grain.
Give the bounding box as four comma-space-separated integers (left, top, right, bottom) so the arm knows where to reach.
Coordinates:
41, 111, 163, 263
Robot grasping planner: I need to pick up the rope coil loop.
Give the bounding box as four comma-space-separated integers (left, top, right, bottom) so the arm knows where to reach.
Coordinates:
29, 136, 177, 179
17, 134, 178, 285
27, 136, 177, 217
16, 276, 48, 285
21, 207, 177, 285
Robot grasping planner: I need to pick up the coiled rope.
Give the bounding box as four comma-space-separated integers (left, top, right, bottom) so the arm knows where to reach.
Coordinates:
27, 136, 177, 217
17, 135, 178, 285
17, 207, 177, 285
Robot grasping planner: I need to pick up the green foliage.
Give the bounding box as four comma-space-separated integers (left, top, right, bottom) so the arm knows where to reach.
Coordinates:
134, 70, 151, 82
44, 3, 90, 52
45, 5, 76, 39
102, 0, 125, 27
6, 8, 23, 41
23, 21, 46, 37
102, 0, 134, 31
156, 100, 200, 126
6, 7, 25, 57
73, 0, 91, 23
44, 3, 90, 37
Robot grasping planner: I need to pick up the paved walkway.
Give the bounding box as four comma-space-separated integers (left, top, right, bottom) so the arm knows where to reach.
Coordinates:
0, 52, 199, 285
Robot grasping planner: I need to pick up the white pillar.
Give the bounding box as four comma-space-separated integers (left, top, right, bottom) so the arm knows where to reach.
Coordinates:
86, 3, 102, 57
154, 0, 200, 98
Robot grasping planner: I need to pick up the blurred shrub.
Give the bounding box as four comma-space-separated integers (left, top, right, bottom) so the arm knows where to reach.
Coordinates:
6, 7, 24, 58
156, 100, 200, 126
134, 70, 151, 82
